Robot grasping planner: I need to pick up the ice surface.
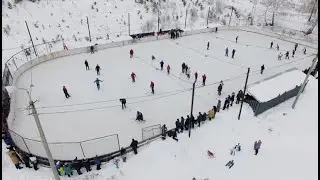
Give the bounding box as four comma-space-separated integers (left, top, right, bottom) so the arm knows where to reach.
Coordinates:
8, 30, 317, 160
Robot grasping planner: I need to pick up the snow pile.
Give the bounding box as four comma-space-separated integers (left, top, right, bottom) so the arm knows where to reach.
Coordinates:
247, 69, 306, 102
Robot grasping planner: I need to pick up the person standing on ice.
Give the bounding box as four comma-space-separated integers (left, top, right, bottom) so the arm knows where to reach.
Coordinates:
294, 43, 298, 51
270, 41, 273, 48
167, 64, 170, 74
152, 55, 155, 60
185, 64, 189, 75
292, 49, 295, 57
303, 47, 307, 54
160, 60, 164, 70
231, 49, 236, 59
194, 71, 198, 81
130, 49, 134, 58
150, 81, 155, 94
182, 62, 186, 73
254, 140, 262, 155
202, 74, 206, 86
90, 45, 94, 54
217, 100, 221, 112
94, 78, 103, 90
63, 86, 70, 98
7, 148, 23, 169
94, 156, 102, 170
95, 64, 101, 75
218, 84, 223, 95
186, 68, 191, 79
84, 60, 90, 70
285, 51, 290, 59
276, 44, 279, 51
120, 98, 126, 109
207, 42, 210, 50
131, 72, 136, 82
225, 47, 229, 56
260, 64, 265, 74
235, 36, 239, 43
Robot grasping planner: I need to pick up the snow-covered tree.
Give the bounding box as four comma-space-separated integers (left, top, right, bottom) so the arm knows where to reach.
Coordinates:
261, 0, 286, 26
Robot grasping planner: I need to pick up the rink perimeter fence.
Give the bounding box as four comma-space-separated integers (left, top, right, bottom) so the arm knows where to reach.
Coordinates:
2, 25, 318, 164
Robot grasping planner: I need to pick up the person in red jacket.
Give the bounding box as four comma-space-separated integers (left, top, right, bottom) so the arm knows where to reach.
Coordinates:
131, 72, 136, 82
63, 86, 70, 98
130, 49, 134, 58
167, 65, 170, 74
194, 72, 198, 81
202, 74, 206, 86
150, 81, 155, 94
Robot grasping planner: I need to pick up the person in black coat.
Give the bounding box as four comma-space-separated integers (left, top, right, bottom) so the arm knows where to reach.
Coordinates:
285, 51, 290, 59
226, 95, 231, 109
130, 139, 138, 155
84, 60, 89, 70
120, 98, 126, 109
270, 41, 273, 48
202, 112, 207, 121
218, 84, 223, 95
207, 42, 210, 50
22, 154, 32, 168
175, 119, 181, 133
292, 50, 295, 57
236, 91, 241, 104
72, 157, 82, 175
230, 93, 235, 106
120, 148, 127, 162
162, 124, 167, 137
191, 115, 195, 128
180, 117, 185, 132
136, 111, 143, 121
94, 156, 101, 170
172, 129, 178, 142
83, 159, 91, 172
197, 112, 203, 127
223, 97, 229, 110
29, 156, 38, 170
90, 45, 94, 54
182, 63, 186, 73
231, 49, 236, 59
217, 100, 221, 112
260, 64, 265, 74
160, 61, 164, 70
95, 64, 101, 75
185, 115, 190, 130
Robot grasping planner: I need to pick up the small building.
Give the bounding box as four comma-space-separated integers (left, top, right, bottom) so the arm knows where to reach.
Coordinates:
244, 68, 306, 116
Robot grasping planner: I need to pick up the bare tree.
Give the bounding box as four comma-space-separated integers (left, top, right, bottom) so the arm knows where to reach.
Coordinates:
261, 0, 286, 26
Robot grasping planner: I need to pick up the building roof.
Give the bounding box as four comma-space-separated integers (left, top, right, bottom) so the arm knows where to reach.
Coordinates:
247, 69, 306, 103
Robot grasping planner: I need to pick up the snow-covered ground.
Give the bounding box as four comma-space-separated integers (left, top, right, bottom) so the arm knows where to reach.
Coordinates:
8, 29, 317, 160
3, 65, 318, 180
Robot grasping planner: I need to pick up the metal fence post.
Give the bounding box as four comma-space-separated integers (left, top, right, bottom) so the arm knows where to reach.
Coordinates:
22, 137, 31, 154
79, 142, 86, 158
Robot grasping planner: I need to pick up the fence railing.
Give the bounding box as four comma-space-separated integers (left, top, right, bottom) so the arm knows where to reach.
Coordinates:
8, 129, 120, 160
2, 25, 318, 163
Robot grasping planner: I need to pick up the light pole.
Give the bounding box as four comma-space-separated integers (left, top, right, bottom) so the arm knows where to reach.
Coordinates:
13, 87, 60, 180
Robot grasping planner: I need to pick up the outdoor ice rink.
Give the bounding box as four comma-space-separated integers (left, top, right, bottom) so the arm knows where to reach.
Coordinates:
10, 29, 317, 159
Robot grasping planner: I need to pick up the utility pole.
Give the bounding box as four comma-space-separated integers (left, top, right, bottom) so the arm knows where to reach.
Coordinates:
292, 53, 318, 109
86, 16, 91, 42
128, 13, 130, 35
185, 9, 188, 29
157, 8, 160, 32
207, 7, 210, 27
238, 68, 250, 120
25, 21, 38, 57
189, 82, 196, 138
228, 7, 234, 26
19, 88, 60, 180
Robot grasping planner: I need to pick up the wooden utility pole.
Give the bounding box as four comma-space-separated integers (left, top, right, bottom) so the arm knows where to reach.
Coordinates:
86, 16, 91, 42
185, 9, 188, 29
25, 21, 38, 57
189, 82, 196, 138
238, 68, 250, 120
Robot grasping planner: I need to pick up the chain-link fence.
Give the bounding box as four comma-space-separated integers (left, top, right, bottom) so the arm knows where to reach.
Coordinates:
8, 129, 120, 160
